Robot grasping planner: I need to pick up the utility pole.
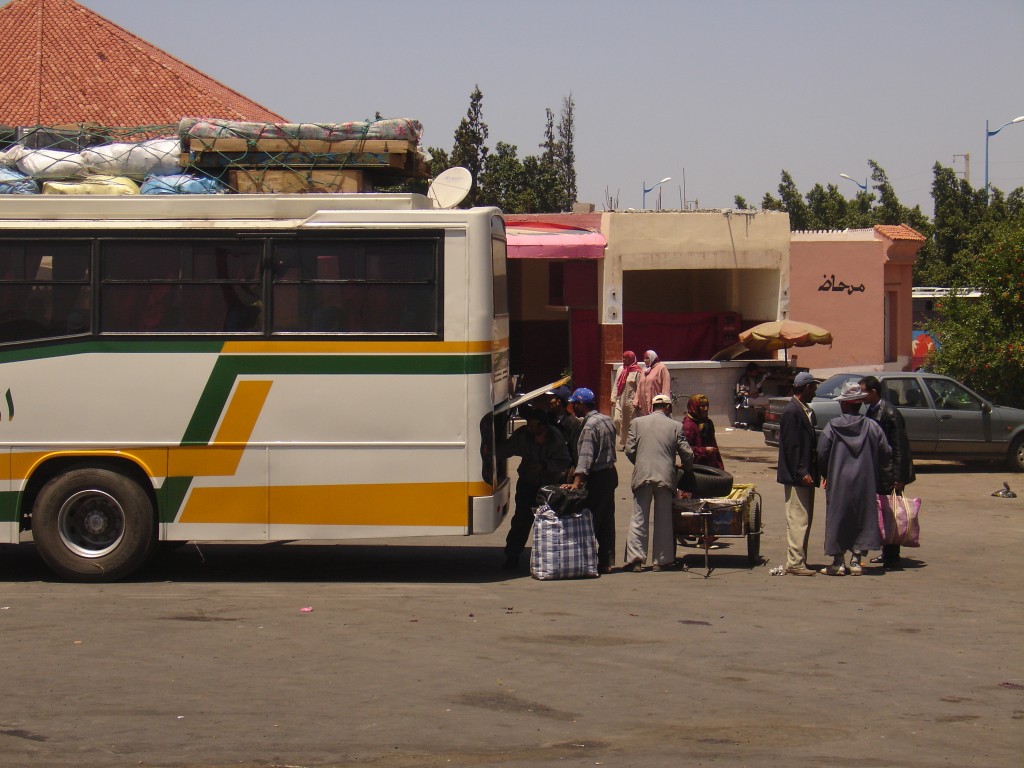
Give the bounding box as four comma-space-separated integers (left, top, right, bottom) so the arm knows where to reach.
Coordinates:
953, 153, 970, 186
681, 168, 698, 210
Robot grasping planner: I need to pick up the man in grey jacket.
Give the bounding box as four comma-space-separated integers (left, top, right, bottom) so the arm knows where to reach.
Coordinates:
624, 394, 694, 571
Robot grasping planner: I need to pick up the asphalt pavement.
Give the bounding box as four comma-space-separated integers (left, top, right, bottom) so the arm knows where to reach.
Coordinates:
0, 425, 1021, 767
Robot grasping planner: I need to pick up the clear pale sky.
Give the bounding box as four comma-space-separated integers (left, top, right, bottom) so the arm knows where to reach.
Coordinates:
74, 0, 1024, 215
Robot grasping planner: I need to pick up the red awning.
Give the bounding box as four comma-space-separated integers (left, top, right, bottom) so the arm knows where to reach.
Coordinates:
505, 222, 606, 260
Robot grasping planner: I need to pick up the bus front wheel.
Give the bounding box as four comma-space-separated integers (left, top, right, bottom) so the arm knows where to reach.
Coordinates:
32, 468, 156, 582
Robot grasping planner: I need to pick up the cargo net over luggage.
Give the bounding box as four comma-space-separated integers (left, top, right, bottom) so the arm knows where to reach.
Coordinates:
0, 118, 431, 196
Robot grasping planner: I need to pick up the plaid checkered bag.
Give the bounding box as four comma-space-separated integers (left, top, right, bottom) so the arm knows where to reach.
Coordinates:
877, 492, 921, 547
530, 504, 599, 580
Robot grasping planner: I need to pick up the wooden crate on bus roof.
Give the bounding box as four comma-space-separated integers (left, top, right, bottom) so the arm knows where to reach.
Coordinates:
228, 168, 366, 194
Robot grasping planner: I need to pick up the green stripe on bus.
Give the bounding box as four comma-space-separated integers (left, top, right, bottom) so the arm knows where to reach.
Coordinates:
160, 477, 193, 525
166, 351, 492, 521
0, 491, 16, 524
181, 353, 491, 445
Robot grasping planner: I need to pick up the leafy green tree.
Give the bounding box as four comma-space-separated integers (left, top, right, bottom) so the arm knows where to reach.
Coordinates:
777, 171, 811, 230
522, 153, 562, 213
760, 191, 783, 211
450, 85, 489, 207
805, 183, 852, 230
557, 93, 577, 211
922, 162, 1024, 286
926, 219, 1024, 408
434, 88, 577, 213
479, 142, 527, 211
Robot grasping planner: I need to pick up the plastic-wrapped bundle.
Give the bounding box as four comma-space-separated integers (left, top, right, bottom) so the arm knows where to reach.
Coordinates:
42, 175, 139, 195
140, 174, 225, 195
0, 145, 21, 167
178, 117, 423, 144
14, 148, 87, 179
81, 138, 180, 178
0, 167, 40, 194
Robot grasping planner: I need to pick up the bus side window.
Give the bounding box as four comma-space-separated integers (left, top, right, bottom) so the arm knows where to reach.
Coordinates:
0, 241, 91, 343
271, 235, 439, 336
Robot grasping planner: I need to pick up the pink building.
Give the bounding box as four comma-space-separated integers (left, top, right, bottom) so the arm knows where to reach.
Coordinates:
788, 225, 926, 374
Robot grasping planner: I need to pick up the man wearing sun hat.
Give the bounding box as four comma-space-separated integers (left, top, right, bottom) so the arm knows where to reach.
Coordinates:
816, 381, 892, 576
776, 371, 821, 576
564, 387, 618, 574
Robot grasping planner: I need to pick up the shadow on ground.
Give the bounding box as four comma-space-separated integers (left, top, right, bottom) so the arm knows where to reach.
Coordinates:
0, 541, 521, 585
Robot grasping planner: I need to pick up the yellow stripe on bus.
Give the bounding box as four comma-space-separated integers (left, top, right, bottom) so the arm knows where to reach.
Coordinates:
9, 448, 169, 481
221, 340, 496, 354
178, 481, 495, 526
168, 380, 271, 477
6, 381, 272, 483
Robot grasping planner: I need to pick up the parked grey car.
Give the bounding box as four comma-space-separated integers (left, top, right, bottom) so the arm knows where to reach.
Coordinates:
762, 372, 1024, 471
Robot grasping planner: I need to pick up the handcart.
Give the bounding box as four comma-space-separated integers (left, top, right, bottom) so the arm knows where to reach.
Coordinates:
672, 483, 762, 578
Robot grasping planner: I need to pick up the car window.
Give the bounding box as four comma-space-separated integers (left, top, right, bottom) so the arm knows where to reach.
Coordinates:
924, 378, 982, 411
815, 374, 860, 400
881, 377, 927, 408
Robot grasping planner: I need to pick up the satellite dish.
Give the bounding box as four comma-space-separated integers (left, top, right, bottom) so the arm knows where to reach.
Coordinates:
427, 167, 472, 209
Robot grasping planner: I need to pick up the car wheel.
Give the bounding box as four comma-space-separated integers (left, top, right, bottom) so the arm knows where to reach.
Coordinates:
32, 468, 156, 582
1008, 436, 1024, 472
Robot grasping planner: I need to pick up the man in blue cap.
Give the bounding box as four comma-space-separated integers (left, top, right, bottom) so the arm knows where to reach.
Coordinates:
545, 385, 582, 472
564, 387, 618, 574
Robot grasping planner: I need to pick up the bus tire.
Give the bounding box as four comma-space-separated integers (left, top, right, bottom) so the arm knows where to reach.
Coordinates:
32, 468, 156, 582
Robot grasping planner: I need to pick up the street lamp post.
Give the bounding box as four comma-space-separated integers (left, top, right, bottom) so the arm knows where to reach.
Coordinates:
984, 115, 1024, 201
642, 177, 672, 210
839, 173, 868, 193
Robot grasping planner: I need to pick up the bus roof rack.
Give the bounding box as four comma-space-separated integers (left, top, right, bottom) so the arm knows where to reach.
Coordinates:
0, 193, 438, 221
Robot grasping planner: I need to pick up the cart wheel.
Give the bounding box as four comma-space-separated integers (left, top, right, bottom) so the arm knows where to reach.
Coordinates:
746, 494, 762, 565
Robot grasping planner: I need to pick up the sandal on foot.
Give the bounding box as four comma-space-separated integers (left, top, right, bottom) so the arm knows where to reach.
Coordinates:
848, 561, 863, 575
820, 564, 846, 576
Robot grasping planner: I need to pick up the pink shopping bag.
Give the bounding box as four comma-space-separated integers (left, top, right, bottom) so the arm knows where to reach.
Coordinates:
877, 492, 921, 547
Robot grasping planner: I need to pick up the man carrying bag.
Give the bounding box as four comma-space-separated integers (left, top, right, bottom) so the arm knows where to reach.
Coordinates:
860, 376, 918, 569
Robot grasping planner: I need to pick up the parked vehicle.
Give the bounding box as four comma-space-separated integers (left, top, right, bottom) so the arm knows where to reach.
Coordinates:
762, 372, 1024, 471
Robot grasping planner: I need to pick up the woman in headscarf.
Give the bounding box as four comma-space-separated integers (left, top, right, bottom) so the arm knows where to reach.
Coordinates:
633, 350, 671, 416
613, 351, 643, 451
681, 393, 724, 470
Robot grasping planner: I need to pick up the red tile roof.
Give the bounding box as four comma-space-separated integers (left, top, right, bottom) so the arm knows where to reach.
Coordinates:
874, 224, 927, 242
0, 0, 285, 128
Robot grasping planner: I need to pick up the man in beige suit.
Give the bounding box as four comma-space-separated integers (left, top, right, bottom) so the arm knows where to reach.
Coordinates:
624, 394, 693, 571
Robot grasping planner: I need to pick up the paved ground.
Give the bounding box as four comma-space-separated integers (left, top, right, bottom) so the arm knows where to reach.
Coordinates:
0, 426, 1022, 767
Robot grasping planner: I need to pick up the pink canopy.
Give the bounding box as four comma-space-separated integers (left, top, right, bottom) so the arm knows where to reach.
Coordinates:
505, 221, 606, 260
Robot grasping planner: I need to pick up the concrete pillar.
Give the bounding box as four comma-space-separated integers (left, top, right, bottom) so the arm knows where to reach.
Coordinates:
597, 323, 623, 414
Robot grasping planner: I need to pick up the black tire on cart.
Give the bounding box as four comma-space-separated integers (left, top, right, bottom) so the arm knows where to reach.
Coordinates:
32, 467, 157, 582
746, 494, 762, 565
684, 465, 734, 499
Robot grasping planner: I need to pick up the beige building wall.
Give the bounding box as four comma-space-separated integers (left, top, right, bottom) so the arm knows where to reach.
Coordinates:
598, 210, 790, 323
588, 209, 791, 408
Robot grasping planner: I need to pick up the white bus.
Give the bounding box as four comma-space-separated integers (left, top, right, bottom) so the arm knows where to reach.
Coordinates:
0, 194, 512, 580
